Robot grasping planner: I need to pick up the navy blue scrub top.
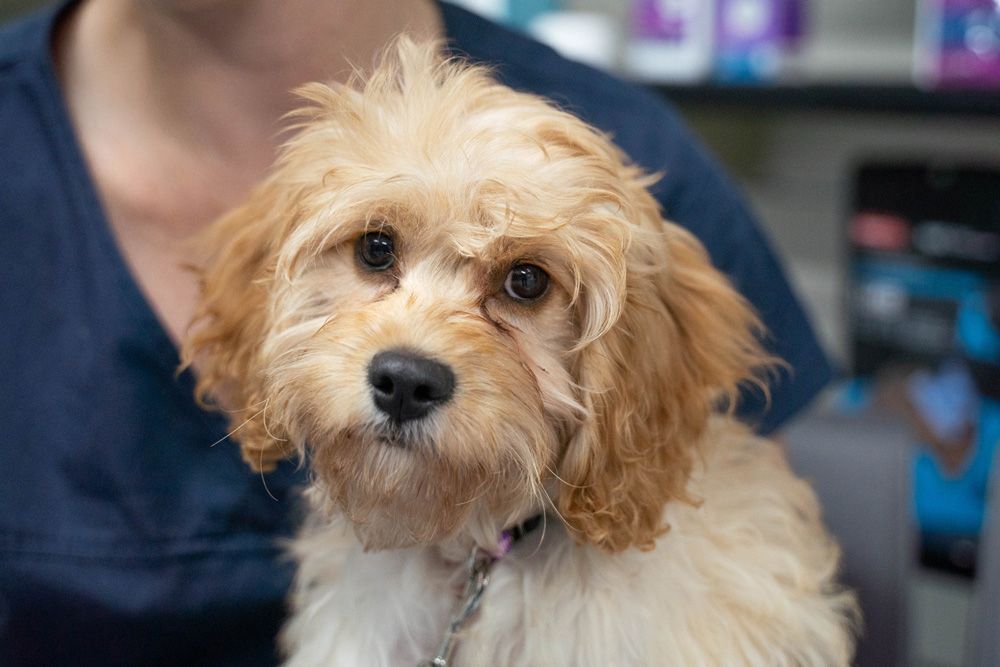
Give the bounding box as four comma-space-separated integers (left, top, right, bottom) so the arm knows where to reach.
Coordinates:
0, 1, 833, 664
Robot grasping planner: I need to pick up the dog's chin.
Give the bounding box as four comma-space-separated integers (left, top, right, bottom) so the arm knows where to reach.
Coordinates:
346, 504, 460, 551
307, 427, 527, 551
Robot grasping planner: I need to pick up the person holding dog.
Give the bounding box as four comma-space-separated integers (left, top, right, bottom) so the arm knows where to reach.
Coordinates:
0, 0, 833, 663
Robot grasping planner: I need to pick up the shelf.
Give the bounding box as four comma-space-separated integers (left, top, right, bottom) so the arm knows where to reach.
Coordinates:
647, 82, 1000, 117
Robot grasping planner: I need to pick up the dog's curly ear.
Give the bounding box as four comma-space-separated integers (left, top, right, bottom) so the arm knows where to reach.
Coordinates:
558, 215, 773, 552
181, 182, 296, 472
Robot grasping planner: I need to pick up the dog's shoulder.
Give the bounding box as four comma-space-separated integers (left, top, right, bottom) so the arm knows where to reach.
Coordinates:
650, 417, 858, 665
459, 418, 857, 666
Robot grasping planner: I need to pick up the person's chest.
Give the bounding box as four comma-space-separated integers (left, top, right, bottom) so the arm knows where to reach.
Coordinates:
84, 137, 270, 345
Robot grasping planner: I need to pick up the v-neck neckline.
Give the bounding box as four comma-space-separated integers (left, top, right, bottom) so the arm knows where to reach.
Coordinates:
32, 0, 186, 376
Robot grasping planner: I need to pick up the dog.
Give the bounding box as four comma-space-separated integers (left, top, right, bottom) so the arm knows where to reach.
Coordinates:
183, 38, 858, 666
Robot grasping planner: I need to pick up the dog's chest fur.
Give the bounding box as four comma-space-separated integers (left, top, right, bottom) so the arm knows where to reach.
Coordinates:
280, 421, 854, 667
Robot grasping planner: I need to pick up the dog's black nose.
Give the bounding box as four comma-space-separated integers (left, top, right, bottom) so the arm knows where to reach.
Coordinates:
368, 350, 455, 425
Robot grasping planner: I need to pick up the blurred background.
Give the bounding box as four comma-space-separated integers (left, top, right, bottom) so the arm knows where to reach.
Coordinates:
3, 1, 998, 665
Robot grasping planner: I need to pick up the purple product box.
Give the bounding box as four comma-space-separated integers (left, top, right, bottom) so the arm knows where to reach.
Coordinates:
916, 0, 1000, 88
715, 0, 805, 82
626, 0, 715, 82
630, 0, 689, 41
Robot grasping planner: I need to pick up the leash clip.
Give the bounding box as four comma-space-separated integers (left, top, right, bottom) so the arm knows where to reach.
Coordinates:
417, 547, 494, 667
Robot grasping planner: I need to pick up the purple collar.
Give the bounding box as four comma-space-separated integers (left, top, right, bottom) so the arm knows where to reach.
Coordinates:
491, 513, 543, 560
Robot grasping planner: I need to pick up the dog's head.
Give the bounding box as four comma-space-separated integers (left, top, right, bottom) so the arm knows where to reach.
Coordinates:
183, 39, 770, 552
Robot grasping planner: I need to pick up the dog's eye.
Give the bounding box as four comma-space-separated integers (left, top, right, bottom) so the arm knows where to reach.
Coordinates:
357, 232, 395, 270
504, 264, 549, 302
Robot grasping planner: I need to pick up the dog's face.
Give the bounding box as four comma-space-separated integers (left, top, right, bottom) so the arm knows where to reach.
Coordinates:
184, 40, 768, 552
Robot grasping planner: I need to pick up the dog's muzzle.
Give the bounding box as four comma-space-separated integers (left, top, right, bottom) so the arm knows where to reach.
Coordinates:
368, 349, 455, 426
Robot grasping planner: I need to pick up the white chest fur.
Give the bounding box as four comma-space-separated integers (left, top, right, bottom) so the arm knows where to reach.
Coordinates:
282, 427, 855, 667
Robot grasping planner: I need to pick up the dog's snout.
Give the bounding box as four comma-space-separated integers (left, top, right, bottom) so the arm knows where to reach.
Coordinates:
368, 350, 455, 425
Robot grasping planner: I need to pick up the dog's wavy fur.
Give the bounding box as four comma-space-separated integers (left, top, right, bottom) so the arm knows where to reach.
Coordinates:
183, 38, 857, 666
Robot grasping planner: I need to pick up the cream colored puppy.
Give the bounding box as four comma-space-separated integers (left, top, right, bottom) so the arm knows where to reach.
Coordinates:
184, 39, 857, 666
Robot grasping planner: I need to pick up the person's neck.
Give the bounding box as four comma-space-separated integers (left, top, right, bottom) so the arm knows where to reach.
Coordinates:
55, 0, 443, 227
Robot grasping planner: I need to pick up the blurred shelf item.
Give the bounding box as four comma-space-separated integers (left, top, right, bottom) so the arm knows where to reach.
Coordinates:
647, 80, 1000, 116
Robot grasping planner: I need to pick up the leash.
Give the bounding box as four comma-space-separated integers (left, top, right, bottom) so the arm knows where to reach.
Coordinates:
417, 515, 542, 667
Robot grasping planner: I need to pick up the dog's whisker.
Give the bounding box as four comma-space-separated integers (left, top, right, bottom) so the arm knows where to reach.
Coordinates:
525, 486, 550, 559
261, 398, 290, 444
258, 447, 279, 502
539, 483, 579, 540
454, 474, 491, 507
219, 397, 268, 416
454, 491, 485, 508
543, 463, 590, 490
314, 315, 341, 336
209, 408, 266, 448
262, 340, 311, 368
